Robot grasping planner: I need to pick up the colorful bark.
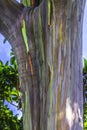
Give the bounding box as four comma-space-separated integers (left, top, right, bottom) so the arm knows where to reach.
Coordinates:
0, 0, 86, 130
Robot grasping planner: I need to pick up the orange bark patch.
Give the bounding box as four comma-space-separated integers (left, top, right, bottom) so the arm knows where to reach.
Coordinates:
27, 52, 34, 76
31, 0, 35, 6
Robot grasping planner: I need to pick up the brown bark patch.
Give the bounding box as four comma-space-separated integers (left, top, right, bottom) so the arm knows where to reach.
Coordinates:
57, 86, 61, 129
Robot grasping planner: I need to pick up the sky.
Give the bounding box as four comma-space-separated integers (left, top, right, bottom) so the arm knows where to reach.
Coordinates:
0, 36, 11, 63
83, 1, 87, 59
4, 100, 22, 119
0, 0, 87, 119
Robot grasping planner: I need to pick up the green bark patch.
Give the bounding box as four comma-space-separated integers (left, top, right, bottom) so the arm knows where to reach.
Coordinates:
22, 0, 31, 6
48, 0, 51, 25
21, 19, 29, 53
47, 0, 53, 26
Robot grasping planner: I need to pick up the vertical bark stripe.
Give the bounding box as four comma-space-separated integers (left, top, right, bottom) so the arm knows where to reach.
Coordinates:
57, 87, 61, 130
27, 52, 34, 76
22, 19, 29, 52
59, 20, 63, 43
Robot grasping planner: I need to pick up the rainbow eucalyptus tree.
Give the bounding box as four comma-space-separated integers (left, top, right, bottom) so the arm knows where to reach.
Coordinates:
0, 0, 86, 130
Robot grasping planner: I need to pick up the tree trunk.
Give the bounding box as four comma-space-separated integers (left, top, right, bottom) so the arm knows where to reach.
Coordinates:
0, 0, 86, 130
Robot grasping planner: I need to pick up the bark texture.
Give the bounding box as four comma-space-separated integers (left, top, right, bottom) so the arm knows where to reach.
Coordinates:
0, 0, 86, 130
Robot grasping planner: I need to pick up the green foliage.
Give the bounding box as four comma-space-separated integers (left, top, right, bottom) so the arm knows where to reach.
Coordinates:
0, 105, 23, 130
83, 58, 87, 74
10, 49, 18, 70
0, 60, 18, 103
0, 50, 23, 130
83, 58, 87, 129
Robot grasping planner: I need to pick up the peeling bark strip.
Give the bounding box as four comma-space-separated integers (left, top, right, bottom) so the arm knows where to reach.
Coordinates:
0, 0, 86, 130
21, 19, 29, 52
27, 52, 34, 76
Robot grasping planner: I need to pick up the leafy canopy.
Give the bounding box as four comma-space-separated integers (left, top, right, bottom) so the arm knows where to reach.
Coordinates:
83, 58, 87, 129
0, 50, 23, 130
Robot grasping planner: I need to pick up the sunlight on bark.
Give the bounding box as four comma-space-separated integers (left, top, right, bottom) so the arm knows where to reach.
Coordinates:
66, 97, 83, 129
66, 98, 75, 128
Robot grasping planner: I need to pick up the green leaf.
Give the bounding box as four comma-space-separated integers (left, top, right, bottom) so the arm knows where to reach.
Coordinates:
83, 58, 87, 74
5, 61, 9, 66
10, 56, 15, 65
0, 60, 3, 65
11, 90, 18, 96
10, 51, 14, 56
84, 58, 87, 67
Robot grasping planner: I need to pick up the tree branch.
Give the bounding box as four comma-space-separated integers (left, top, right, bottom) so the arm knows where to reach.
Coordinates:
0, 0, 24, 40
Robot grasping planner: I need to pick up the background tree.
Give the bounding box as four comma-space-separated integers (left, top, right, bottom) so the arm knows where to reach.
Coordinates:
0, 0, 86, 130
0, 54, 23, 130
83, 58, 87, 129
